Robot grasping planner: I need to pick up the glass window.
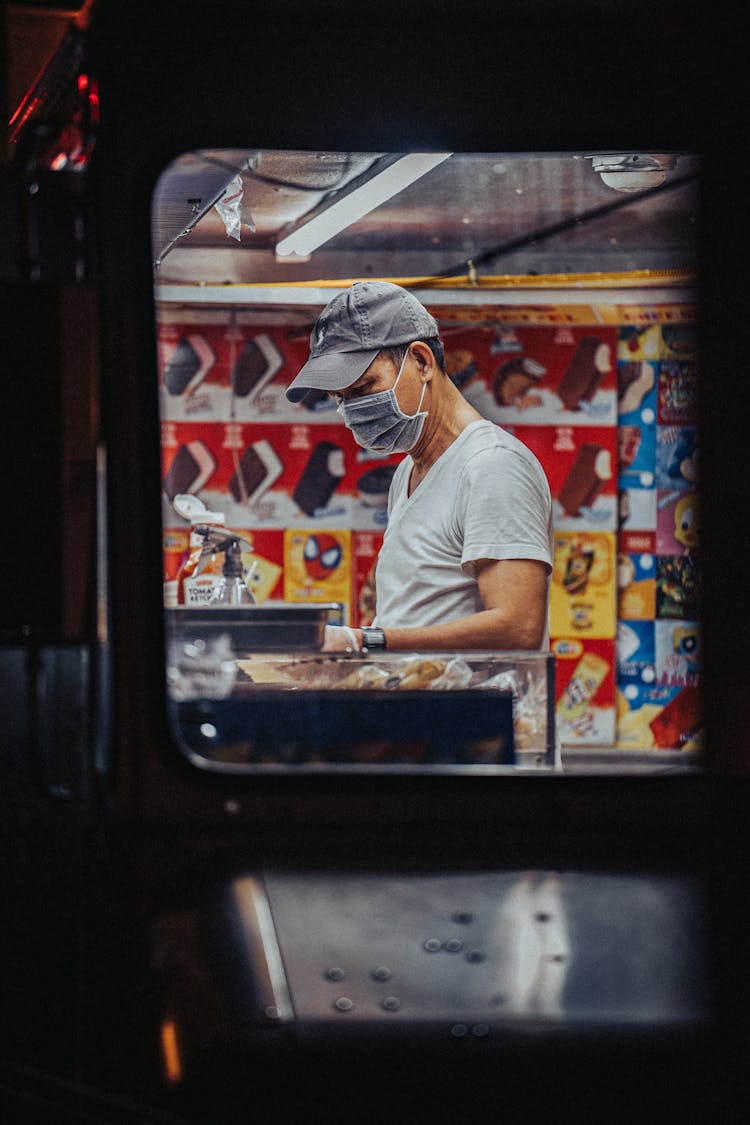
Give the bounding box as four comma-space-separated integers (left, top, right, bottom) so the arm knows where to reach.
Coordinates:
151, 150, 700, 774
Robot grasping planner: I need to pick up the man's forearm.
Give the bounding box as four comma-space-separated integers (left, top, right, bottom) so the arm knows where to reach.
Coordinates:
370, 607, 545, 652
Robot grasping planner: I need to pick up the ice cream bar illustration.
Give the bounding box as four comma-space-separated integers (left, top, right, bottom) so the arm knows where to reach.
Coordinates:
231, 334, 284, 398
493, 356, 546, 405
557, 651, 609, 723
558, 337, 611, 410
229, 440, 283, 505
162, 334, 216, 396
618, 425, 642, 470
558, 444, 613, 516
357, 464, 397, 507
293, 441, 346, 516
446, 349, 478, 390
617, 360, 654, 414
162, 440, 216, 500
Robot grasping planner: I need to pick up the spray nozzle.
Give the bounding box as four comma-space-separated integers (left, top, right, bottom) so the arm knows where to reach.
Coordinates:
194, 532, 257, 604
192, 527, 253, 575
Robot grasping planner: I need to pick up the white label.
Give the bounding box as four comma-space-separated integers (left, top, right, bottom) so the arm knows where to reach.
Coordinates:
183, 574, 222, 605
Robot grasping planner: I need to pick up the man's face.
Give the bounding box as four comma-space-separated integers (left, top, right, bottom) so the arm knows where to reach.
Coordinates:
333, 347, 423, 415
334, 351, 400, 404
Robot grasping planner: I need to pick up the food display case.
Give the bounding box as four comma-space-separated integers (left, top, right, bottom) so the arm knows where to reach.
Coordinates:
165, 605, 555, 772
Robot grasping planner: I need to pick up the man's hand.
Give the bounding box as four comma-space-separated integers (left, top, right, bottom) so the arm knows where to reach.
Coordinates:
322, 624, 364, 652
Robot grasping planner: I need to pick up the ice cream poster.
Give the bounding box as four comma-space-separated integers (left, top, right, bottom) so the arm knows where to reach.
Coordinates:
436, 326, 620, 429
618, 487, 657, 536
553, 638, 615, 745
351, 531, 383, 627
617, 552, 656, 620
517, 425, 617, 531
616, 620, 655, 686
618, 419, 656, 491
658, 360, 699, 426
655, 619, 701, 686
157, 321, 310, 423
655, 425, 699, 491
284, 528, 352, 613
655, 554, 701, 620
439, 323, 617, 427
549, 531, 616, 638
617, 357, 658, 421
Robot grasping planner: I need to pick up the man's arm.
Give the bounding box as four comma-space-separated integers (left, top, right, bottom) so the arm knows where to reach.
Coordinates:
323, 557, 549, 652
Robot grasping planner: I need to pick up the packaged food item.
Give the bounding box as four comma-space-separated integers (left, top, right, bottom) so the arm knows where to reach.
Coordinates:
175, 506, 226, 606
556, 650, 610, 724
391, 658, 447, 690
338, 664, 391, 690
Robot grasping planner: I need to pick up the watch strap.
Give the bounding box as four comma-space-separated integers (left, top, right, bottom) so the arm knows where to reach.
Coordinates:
361, 626, 387, 651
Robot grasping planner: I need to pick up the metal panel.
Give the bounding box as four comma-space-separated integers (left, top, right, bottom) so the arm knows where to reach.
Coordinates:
225, 870, 709, 1028
260, 873, 706, 1026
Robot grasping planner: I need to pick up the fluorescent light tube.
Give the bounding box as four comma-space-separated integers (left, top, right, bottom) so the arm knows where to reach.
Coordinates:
275, 152, 452, 258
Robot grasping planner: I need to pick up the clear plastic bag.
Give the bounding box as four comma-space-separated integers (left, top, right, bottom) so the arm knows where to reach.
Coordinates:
167, 632, 237, 700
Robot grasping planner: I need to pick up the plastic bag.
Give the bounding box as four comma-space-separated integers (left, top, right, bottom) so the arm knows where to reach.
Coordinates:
215, 175, 245, 241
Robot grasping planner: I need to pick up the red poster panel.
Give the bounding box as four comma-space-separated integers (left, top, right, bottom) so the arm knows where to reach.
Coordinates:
552, 637, 616, 746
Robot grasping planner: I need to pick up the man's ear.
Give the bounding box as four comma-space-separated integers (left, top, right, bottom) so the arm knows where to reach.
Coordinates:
411, 341, 436, 380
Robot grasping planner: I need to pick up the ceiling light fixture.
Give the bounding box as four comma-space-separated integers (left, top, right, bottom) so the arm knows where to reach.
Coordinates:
275, 152, 452, 258
589, 153, 678, 193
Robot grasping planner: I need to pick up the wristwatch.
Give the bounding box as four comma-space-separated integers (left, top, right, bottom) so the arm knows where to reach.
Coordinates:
360, 626, 387, 652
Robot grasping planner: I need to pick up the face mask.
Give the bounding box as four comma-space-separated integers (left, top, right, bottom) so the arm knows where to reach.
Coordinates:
337, 351, 428, 454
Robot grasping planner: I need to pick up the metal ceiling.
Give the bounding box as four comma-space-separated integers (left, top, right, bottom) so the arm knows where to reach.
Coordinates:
151, 149, 699, 287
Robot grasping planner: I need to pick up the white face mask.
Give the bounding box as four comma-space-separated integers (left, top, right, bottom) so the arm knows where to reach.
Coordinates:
336, 351, 427, 454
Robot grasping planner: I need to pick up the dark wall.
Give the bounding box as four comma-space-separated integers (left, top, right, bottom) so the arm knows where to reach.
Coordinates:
1, 282, 63, 640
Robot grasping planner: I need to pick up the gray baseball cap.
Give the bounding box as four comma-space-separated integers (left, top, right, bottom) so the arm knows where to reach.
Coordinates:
285, 281, 440, 403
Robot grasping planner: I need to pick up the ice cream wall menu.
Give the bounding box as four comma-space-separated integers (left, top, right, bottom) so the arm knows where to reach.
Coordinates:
158, 304, 700, 753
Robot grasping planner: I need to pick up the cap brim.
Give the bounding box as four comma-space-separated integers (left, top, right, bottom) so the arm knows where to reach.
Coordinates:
285, 348, 380, 403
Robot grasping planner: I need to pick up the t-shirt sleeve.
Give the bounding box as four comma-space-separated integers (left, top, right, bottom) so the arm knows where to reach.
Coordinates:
456, 445, 552, 575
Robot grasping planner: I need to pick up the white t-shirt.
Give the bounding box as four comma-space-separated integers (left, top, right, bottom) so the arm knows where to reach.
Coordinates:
373, 420, 553, 643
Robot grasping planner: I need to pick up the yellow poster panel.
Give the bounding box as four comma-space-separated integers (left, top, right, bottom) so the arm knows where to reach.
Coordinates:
550, 531, 617, 639
284, 528, 352, 617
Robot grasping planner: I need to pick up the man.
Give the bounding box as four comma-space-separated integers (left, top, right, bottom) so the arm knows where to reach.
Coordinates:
286, 281, 553, 653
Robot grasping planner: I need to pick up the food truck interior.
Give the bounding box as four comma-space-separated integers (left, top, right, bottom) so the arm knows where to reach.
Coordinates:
2, 1, 749, 1121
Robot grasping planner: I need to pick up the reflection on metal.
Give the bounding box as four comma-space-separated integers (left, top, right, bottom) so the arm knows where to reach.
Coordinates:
154, 283, 697, 309
221, 871, 708, 1027
151, 151, 699, 285
231, 877, 295, 1023
498, 875, 569, 1017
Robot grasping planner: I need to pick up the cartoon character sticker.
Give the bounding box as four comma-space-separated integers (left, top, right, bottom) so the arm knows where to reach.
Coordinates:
655, 619, 701, 686
656, 490, 699, 554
